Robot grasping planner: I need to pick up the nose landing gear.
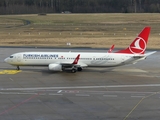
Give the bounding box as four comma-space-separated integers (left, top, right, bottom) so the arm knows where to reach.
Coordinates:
17, 66, 20, 70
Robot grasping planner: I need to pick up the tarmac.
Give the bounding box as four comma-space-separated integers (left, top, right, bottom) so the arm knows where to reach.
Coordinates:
0, 47, 160, 120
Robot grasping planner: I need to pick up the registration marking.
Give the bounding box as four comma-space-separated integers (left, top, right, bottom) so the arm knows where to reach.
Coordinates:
0, 70, 21, 74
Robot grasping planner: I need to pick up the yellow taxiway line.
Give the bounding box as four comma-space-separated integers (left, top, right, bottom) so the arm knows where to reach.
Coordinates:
0, 70, 21, 74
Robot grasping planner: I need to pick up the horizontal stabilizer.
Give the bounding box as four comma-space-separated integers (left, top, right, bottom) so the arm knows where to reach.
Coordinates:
144, 51, 157, 57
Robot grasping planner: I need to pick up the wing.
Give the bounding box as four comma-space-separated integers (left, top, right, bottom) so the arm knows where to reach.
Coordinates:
48, 54, 87, 72
60, 54, 88, 67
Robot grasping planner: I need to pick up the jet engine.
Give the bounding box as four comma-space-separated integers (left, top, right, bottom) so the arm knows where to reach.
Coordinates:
48, 64, 62, 71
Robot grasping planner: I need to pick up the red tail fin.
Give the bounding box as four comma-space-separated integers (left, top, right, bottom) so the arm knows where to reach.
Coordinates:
116, 27, 151, 54
72, 54, 80, 64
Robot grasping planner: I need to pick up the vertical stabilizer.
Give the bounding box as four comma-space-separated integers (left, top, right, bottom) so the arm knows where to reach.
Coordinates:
116, 27, 151, 54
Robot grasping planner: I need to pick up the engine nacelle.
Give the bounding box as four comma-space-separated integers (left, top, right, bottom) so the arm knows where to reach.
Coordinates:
48, 64, 62, 71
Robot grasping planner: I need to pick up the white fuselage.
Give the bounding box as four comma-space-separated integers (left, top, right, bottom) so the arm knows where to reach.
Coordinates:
4, 51, 140, 67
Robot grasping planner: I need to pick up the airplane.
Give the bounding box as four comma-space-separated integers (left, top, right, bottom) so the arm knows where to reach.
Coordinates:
4, 26, 156, 73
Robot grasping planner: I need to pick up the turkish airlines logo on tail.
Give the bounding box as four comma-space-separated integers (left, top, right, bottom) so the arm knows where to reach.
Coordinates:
129, 37, 146, 54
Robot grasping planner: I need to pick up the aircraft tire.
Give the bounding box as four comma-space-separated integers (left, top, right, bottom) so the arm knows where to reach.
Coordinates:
77, 67, 82, 71
71, 68, 77, 73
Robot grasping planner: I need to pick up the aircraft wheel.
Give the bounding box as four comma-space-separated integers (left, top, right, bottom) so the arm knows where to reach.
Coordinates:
77, 67, 82, 71
71, 68, 77, 73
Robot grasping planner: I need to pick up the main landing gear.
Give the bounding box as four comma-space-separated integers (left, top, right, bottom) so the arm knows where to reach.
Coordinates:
71, 68, 77, 73
77, 67, 82, 71
71, 67, 82, 73
17, 66, 20, 70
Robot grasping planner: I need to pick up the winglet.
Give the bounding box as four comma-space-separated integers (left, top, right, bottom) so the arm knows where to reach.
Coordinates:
116, 27, 151, 54
72, 54, 80, 64
108, 45, 115, 53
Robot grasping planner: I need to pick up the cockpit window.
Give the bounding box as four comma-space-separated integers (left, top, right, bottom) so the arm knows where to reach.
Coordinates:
10, 56, 14, 58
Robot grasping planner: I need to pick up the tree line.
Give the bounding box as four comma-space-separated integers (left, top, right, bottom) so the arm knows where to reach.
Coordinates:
0, 0, 160, 14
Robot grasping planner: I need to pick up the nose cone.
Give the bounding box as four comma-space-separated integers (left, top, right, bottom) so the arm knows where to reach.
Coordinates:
4, 57, 9, 63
